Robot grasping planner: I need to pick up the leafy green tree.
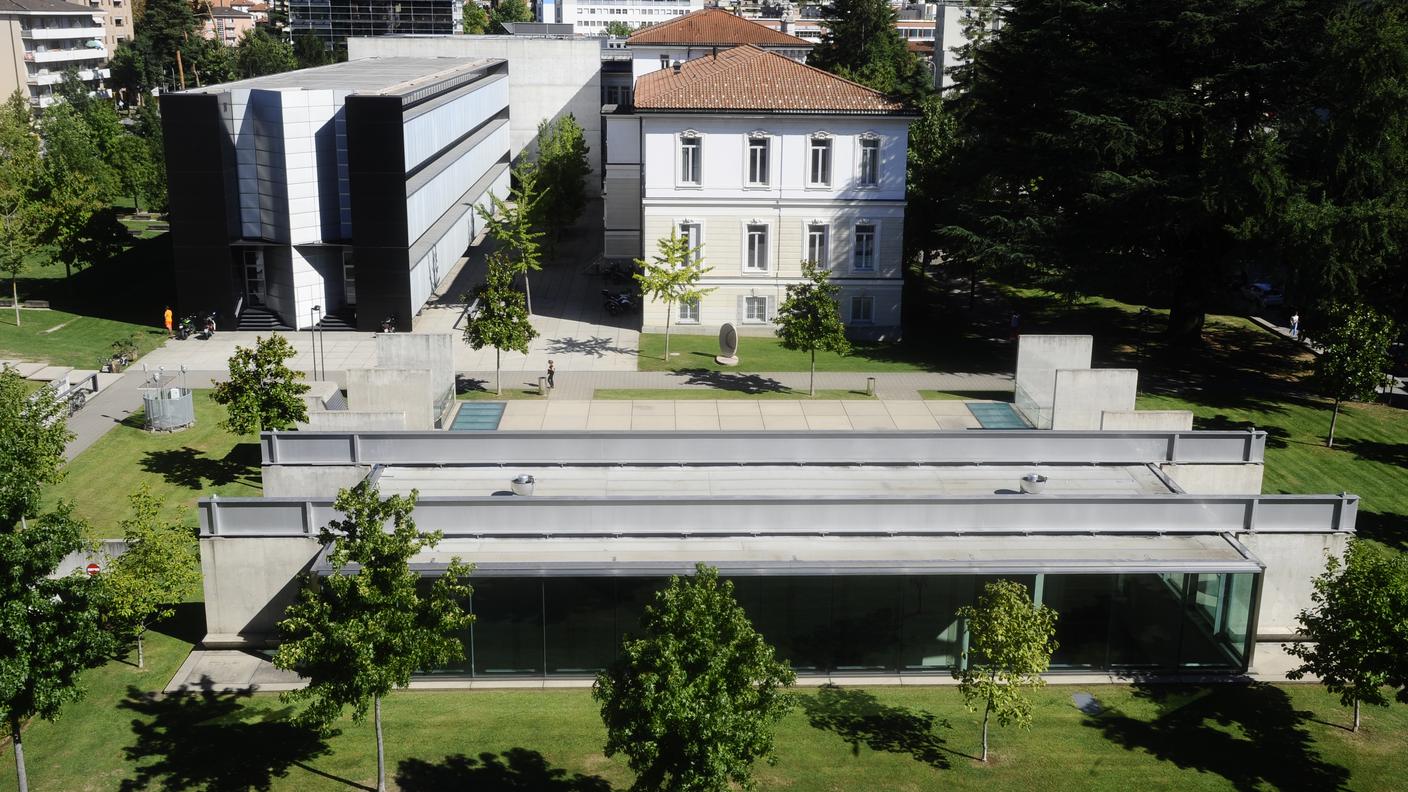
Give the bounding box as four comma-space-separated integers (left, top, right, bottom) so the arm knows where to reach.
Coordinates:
602, 20, 634, 37
810, 0, 930, 100
0, 91, 41, 327
1287, 541, 1408, 732
187, 35, 237, 87
294, 33, 332, 69
0, 370, 115, 792
0, 368, 72, 526
113, 131, 157, 214
133, 102, 168, 212
1, 506, 117, 792
1307, 303, 1397, 446
462, 251, 538, 395
236, 28, 297, 79
274, 482, 473, 792
634, 229, 713, 361
488, 0, 533, 33
100, 485, 201, 669
954, 579, 1058, 762
475, 162, 545, 313
126, 0, 199, 91
535, 114, 591, 246
594, 564, 795, 792
937, 0, 1309, 341
212, 334, 311, 435
462, 1, 490, 34
774, 260, 851, 396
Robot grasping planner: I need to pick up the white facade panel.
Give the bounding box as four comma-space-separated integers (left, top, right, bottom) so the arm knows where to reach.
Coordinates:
562, 0, 701, 37
405, 122, 510, 247
402, 75, 508, 173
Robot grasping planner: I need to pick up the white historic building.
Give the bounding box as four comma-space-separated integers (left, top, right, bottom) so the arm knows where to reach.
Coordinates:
605, 9, 912, 338
540, 0, 702, 36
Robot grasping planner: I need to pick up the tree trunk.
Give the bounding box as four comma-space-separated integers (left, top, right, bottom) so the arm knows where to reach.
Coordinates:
11, 277, 18, 327
523, 273, 533, 316
664, 306, 672, 361
1353, 698, 1360, 732
374, 694, 386, 792
11, 716, 27, 792
495, 348, 502, 396
1327, 398, 1341, 448
137, 632, 145, 670
980, 697, 991, 762
809, 350, 816, 397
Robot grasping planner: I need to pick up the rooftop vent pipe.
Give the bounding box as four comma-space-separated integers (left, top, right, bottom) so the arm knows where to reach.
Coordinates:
672, 60, 682, 74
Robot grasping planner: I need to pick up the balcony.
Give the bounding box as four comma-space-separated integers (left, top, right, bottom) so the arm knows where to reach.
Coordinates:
28, 67, 109, 86
24, 47, 106, 65
21, 25, 106, 41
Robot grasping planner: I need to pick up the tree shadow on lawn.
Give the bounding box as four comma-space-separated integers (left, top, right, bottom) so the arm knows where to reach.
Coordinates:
139, 443, 260, 490
1189, 413, 1293, 450
144, 601, 207, 645
1083, 682, 1350, 791
799, 684, 956, 769
120, 676, 356, 792
1335, 438, 1408, 470
672, 369, 788, 394
1355, 511, 1408, 553
396, 748, 615, 791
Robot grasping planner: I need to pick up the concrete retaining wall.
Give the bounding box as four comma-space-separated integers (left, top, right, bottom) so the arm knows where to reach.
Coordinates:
376, 334, 455, 402
1101, 410, 1194, 431
1015, 335, 1093, 429
1051, 368, 1138, 430
1161, 463, 1265, 495
261, 464, 370, 498
200, 536, 321, 647
1241, 532, 1348, 636
300, 411, 407, 431
347, 368, 435, 430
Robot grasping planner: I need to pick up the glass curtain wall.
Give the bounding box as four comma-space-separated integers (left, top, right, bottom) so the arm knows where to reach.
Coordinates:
423, 571, 1258, 678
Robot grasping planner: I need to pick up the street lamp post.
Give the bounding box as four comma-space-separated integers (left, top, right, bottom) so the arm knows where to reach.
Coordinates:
310, 306, 322, 381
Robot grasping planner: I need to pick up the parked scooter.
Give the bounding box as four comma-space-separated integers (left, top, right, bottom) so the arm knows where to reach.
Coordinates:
601, 290, 635, 316
198, 312, 217, 340
381, 315, 397, 333
175, 315, 196, 340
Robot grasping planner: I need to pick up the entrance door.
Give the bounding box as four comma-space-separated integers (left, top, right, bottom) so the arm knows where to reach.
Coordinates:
342, 254, 356, 306
243, 249, 266, 307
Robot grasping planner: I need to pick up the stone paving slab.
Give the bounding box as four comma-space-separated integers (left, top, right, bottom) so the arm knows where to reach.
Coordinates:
29, 365, 73, 381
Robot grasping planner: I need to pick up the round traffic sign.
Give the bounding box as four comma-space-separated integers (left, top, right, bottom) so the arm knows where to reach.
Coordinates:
85, 562, 100, 576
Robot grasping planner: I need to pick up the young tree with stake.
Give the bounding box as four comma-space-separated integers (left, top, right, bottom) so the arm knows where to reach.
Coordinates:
634, 229, 713, 362
594, 564, 795, 792
212, 335, 310, 435
463, 251, 537, 395
774, 260, 851, 396
953, 579, 1058, 762
273, 482, 473, 792
475, 162, 546, 314
101, 484, 201, 669
1308, 303, 1396, 447
1286, 541, 1408, 732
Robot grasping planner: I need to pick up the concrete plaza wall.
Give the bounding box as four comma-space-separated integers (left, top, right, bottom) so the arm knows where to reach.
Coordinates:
1161, 463, 1265, 495
376, 333, 456, 402
1015, 335, 1093, 429
1241, 532, 1349, 636
348, 35, 603, 195
301, 411, 407, 431
1050, 369, 1139, 430
1101, 410, 1194, 431
200, 536, 321, 647
347, 368, 436, 430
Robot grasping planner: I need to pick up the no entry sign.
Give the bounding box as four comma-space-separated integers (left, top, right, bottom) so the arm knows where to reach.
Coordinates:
85, 563, 100, 576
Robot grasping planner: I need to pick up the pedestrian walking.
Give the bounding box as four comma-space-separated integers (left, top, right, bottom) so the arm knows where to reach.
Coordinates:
1009, 311, 1021, 341
1290, 312, 1300, 339
547, 360, 556, 390
164, 306, 173, 338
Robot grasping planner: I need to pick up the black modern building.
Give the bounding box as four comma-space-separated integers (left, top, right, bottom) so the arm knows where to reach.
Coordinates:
161, 56, 510, 332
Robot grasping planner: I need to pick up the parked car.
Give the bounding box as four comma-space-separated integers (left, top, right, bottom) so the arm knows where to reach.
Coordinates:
1240, 282, 1285, 308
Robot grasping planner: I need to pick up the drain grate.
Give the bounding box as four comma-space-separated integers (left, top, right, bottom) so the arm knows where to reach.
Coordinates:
965, 402, 1032, 429
450, 402, 506, 431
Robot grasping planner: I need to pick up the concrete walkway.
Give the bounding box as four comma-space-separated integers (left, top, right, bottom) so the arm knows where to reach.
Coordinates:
485, 397, 990, 431
484, 369, 1012, 400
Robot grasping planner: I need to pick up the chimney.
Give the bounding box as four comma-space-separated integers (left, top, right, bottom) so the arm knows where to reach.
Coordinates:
672, 60, 682, 74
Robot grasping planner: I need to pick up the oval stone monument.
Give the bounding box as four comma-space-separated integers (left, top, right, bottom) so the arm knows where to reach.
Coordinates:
715, 322, 740, 366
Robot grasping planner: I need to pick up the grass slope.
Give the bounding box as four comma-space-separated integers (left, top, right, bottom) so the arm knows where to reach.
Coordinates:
0, 308, 166, 368
43, 391, 260, 535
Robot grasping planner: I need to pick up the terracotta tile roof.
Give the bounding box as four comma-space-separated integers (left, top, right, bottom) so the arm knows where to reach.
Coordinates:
626, 8, 812, 48
634, 45, 908, 115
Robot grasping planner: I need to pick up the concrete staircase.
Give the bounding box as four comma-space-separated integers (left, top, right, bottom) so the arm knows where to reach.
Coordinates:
236, 306, 291, 332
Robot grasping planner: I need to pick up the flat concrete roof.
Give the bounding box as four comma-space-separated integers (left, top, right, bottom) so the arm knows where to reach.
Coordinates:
375, 463, 1175, 499
319, 534, 1261, 576
182, 57, 499, 96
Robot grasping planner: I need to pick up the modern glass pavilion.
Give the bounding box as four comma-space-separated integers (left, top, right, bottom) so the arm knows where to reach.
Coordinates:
200, 429, 1354, 679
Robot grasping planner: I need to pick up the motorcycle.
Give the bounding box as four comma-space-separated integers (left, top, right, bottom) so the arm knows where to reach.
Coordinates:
198, 312, 217, 340
175, 316, 196, 340
601, 290, 635, 316
381, 315, 397, 333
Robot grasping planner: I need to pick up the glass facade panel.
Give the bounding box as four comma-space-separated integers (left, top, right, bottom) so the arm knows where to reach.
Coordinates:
418, 570, 1256, 679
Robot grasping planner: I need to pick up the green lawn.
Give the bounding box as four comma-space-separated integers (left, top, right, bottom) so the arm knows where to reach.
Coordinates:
921, 389, 1014, 401
595, 388, 873, 400
458, 388, 547, 400
3, 615, 1406, 792
0, 307, 166, 369
636, 334, 939, 373
43, 391, 260, 536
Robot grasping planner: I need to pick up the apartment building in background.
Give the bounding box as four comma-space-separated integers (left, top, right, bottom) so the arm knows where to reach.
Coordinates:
0, 0, 109, 108
92, 0, 128, 54
290, 0, 461, 53
202, 5, 256, 47
540, 0, 703, 36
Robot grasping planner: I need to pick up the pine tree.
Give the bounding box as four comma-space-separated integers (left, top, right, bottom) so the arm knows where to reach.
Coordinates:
810, 0, 930, 101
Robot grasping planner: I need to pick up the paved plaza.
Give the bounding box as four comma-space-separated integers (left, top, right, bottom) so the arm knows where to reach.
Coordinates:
484, 397, 988, 431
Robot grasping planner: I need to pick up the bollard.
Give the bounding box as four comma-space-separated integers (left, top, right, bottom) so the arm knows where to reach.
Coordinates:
539, 376, 549, 396
866, 377, 877, 397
